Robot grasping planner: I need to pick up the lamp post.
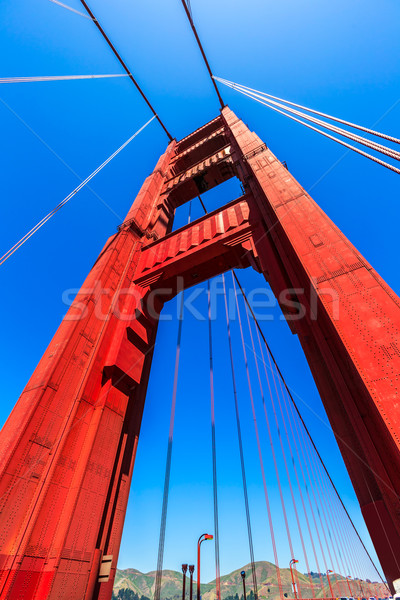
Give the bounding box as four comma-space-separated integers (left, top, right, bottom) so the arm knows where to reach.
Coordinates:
289, 559, 299, 600
189, 565, 195, 600
197, 534, 213, 600
326, 570, 334, 598
347, 576, 353, 597
241, 571, 247, 600
182, 564, 188, 600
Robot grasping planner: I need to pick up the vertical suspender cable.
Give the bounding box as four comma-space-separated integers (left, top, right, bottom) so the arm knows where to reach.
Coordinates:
252, 312, 313, 597
154, 202, 192, 600
286, 394, 344, 594
154, 290, 184, 600
231, 271, 387, 588
233, 274, 284, 599
273, 374, 326, 595
200, 197, 221, 599
314, 450, 358, 594
208, 280, 221, 600
279, 381, 334, 593
285, 392, 342, 594
221, 273, 258, 600
247, 304, 322, 595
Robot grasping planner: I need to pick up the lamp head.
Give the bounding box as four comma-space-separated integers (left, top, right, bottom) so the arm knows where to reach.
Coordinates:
182, 564, 188, 574
241, 571, 246, 579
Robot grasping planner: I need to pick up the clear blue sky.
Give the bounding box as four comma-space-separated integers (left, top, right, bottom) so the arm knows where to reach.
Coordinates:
1, 0, 400, 586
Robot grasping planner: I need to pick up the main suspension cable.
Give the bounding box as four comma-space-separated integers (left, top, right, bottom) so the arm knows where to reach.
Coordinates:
0, 116, 155, 267
78, 0, 173, 140
179, 0, 224, 108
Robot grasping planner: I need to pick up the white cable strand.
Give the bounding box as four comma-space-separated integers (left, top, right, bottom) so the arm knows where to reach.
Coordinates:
0, 116, 156, 267
217, 80, 400, 175
217, 79, 400, 162
0, 74, 130, 84
46, 0, 92, 19
215, 76, 400, 146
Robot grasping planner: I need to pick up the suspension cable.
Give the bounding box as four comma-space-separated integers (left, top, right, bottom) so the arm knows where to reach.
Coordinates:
231, 271, 387, 585
179, 0, 224, 108
216, 79, 400, 162
286, 393, 343, 594
47, 0, 91, 19
244, 277, 385, 590
0, 74, 131, 84
216, 79, 400, 175
198, 198, 385, 586
185, 0, 193, 19
0, 116, 155, 267
154, 201, 192, 600
207, 280, 221, 600
278, 375, 330, 594
215, 76, 400, 146
232, 271, 286, 600
221, 272, 258, 600
154, 290, 184, 600
238, 281, 285, 600
78, 0, 173, 140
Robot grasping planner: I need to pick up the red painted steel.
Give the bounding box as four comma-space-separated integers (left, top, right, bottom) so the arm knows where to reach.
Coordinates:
0, 108, 400, 598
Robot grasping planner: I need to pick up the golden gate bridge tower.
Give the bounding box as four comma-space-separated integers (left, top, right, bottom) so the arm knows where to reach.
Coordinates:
1, 2, 400, 600
1, 105, 400, 600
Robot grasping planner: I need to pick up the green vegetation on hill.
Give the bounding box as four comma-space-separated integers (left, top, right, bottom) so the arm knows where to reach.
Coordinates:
114, 561, 387, 600
113, 561, 384, 600
112, 592, 151, 600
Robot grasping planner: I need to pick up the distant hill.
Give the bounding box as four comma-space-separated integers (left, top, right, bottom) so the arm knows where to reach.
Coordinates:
113, 561, 385, 600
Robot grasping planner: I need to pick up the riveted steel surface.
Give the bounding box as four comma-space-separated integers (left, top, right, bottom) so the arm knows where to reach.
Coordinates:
1, 109, 399, 599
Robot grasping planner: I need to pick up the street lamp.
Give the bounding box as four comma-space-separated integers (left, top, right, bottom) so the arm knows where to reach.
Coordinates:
347, 576, 353, 597
197, 534, 213, 600
326, 570, 334, 598
182, 564, 188, 600
289, 559, 299, 600
241, 571, 247, 600
189, 565, 195, 600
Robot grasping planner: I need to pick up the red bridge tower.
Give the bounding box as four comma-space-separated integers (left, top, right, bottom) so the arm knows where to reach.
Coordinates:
1, 108, 400, 599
